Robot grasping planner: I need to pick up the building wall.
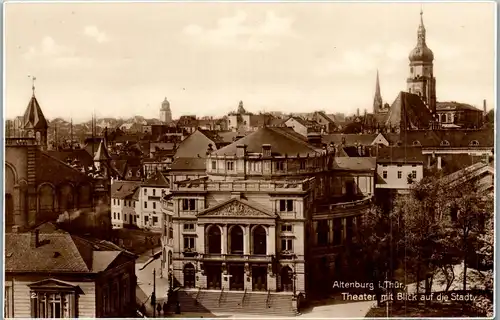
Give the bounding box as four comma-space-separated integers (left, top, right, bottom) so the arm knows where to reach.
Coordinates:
139, 186, 169, 232
5, 275, 96, 318
284, 118, 308, 137
376, 163, 423, 190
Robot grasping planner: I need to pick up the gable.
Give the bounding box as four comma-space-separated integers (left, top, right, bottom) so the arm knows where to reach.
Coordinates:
197, 198, 275, 219
371, 133, 390, 146
28, 278, 81, 290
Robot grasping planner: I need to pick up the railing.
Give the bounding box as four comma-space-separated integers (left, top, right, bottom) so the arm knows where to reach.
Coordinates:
200, 253, 273, 262
173, 177, 315, 193
218, 288, 225, 306
194, 287, 201, 305
6, 137, 39, 146
265, 290, 271, 308
241, 288, 247, 306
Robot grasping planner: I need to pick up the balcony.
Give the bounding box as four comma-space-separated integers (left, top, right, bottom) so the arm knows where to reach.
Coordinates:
172, 177, 314, 193
316, 196, 372, 215
200, 253, 273, 263
6, 137, 39, 146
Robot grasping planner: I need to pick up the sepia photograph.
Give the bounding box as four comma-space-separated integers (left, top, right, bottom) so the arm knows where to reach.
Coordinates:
3, 1, 496, 318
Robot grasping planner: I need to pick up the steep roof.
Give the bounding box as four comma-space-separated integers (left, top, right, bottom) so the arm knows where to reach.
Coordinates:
322, 134, 378, 146
170, 157, 206, 171
436, 102, 482, 112
403, 129, 494, 148
93, 140, 111, 161
332, 157, 377, 171
5, 224, 136, 273
385, 91, 434, 129
143, 171, 170, 187
213, 126, 321, 157
376, 146, 426, 163
174, 130, 217, 158
111, 181, 142, 199
23, 95, 48, 130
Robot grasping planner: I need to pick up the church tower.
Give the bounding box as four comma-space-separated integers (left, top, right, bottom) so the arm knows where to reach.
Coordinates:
407, 10, 437, 114
23, 76, 48, 150
160, 97, 172, 124
373, 70, 383, 114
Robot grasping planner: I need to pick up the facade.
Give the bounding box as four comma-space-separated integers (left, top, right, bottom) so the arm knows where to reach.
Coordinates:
284, 117, 321, 137
161, 126, 376, 313
139, 171, 171, 232
111, 181, 141, 229
435, 102, 484, 129
160, 97, 173, 124
4, 224, 137, 318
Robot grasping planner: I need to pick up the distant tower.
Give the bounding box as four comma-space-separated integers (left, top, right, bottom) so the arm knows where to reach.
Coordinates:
237, 101, 246, 114
23, 76, 48, 150
93, 137, 111, 175
373, 70, 384, 114
407, 9, 436, 114
160, 97, 172, 123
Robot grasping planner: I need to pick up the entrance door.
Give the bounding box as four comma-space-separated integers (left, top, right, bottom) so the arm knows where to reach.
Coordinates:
5, 194, 13, 227
183, 264, 196, 288
206, 264, 222, 290
229, 265, 245, 291
252, 266, 268, 291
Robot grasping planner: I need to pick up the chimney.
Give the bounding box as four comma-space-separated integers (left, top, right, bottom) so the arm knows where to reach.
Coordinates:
31, 229, 40, 248
483, 99, 487, 115
262, 144, 272, 157
236, 144, 247, 157
357, 108, 360, 117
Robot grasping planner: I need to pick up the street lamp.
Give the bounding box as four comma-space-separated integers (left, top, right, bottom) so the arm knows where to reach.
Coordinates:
292, 272, 297, 298
151, 268, 157, 317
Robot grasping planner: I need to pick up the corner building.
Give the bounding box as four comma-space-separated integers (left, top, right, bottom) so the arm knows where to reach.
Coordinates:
162, 127, 375, 314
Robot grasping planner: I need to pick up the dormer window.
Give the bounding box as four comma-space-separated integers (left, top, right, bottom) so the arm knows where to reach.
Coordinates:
413, 140, 421, 146
469, 140, 479, 147
440, 140, 450, 147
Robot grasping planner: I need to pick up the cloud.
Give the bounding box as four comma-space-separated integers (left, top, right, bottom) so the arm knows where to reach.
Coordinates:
182, 11, 296, 51
83, 25, 109, 43
22, 36, 93, 68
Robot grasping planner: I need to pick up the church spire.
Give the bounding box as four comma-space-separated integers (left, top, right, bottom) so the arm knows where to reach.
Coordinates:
417, 8, 426, 45
373, 70, 383, 113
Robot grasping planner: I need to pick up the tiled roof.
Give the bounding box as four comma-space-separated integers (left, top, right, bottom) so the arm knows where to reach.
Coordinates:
332, 157, 377, 171
23, 95, 48, 130
174, 130, 217, 158
36, 151, 92, 185
385, 92, 434, 129
315, 111, 335, 124
111, 181, 142, 199
322, 134, 378, 146
5, 224, 136, 273
437, 102, 482, 112
143, 171, 170, 187
375, 146, 426, 163
170, 157, 206, 171
403, 129, 494, 148
213, 126, 321, 157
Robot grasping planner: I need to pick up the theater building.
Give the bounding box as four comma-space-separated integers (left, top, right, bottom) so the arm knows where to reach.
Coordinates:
161, 127, 375, 314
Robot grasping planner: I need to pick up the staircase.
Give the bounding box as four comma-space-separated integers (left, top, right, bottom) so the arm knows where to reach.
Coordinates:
178, 289, 296, 316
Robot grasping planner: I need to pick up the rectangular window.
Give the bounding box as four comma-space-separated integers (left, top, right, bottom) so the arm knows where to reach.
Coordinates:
145, 216, 149, 223
153, 202, 156, 209
31, 292, 73, 318
412, 170, 417, 179
113, 212, 116, 219
345, 217, 354, 243
183, 236, 195, 250
5, 285, 12, 318
333, 219, 342, 246
153, 216, 158, 224
382, 171, 387, 179
169, 227, 174, 240
117, 213, 120, 220
279, 200, 286, 212
299, 160, 306, 170
281, 238, 293, 251
144, 189, 147, 195
124, 214, 127, 222
226, 161, 234, 171
182, 199, 196, 211
211, 161, 217, 170
281, 224, 292, 232
144, 201, 147, 208
153, 189, 156, 196
183, 223, 195, 231
397, 171, 402, 179
275, 161, 285, 171
286, 200, 293, 212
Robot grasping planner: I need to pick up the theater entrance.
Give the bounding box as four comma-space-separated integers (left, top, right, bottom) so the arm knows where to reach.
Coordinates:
252, 265, 267, 291
206, 264, 222, 290
229, 265, 245, 291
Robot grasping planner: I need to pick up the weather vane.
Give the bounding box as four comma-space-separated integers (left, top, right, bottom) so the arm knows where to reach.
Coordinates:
28, 75, 37, 96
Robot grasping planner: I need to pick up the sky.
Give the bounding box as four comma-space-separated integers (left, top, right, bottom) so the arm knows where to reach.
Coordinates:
4, 1, 496, 123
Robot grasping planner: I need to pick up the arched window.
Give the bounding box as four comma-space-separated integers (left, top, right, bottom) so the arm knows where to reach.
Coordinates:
58, 184, 74, 213
440, 140, 450, 147
229, 226, 244, 254
280, 266, 293, 292
183, 263, 195, 288
206, 225, 222, 254
252, 226, 267, 255
317, 220, 329, 246
469, 140, 480, 146
413, 140, 421, 146
39, 184, 55, 216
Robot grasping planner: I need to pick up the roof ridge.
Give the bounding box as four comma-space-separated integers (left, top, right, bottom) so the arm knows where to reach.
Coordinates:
267, 127, 319, 152
39, 151, 90, 178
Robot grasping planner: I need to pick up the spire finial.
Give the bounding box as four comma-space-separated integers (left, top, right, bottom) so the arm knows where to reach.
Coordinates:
28, 75, 36, 96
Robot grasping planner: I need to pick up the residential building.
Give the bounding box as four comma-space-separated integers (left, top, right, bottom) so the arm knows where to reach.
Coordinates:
139, 171, 170, 232
4, 223, 137, 318
111, 181, 142, 229
284, 116, 321, 137
161, 126, 376, 315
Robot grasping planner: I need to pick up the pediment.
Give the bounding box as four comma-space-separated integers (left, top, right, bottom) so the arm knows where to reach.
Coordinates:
28, 278, 80, 291
197, 199, 275, 219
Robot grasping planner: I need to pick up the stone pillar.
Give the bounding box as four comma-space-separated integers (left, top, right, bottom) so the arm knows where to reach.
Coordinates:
267, 225, 276, 256
244, 263, 252, 291
196, 224, 205, 253
221, 263, 229, 290
328, 220, 333, 244
12, 186, 23, 229
222, 225, 228, 255
437, 156, 442, 170
267, 264, 276, 291
244, 225, 250, 255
